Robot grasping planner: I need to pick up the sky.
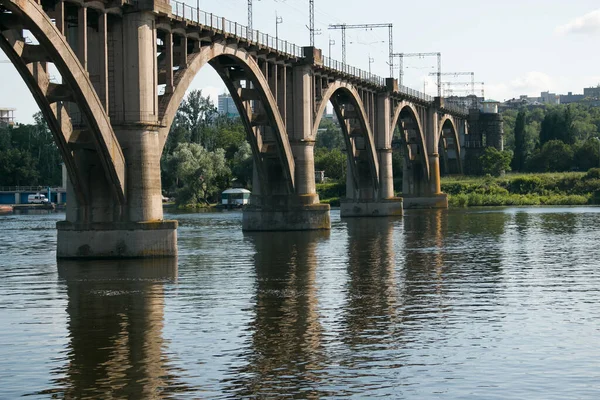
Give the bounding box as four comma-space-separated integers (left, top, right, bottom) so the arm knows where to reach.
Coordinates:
1, 0, 600, 123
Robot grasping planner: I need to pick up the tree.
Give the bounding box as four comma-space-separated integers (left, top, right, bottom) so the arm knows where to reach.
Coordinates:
231, 141, 253, 187
0, 148, 40, 186
527, 140, 574, 172
315, 147, 346, 181
480, 147, 512, 177
573, 138, 600, 171
512, 110, 526, 171
176, 90, 218, 147
165, 143, 230, 206
316, 119, 344, 150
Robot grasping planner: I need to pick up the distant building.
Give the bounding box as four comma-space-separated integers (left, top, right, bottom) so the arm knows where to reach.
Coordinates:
217, 94, 239, 118
0, 108, 15, 126
583, 86, 600, 99
560, 92, 585, 104
540, 91, 560, 105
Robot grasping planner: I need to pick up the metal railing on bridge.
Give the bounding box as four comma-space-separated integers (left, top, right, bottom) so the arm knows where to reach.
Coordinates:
321, 56, 385, 86
171, 0, 303, 58
169, 1, 453, 109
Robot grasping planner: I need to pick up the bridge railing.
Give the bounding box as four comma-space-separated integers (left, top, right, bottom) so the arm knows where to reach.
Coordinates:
321, 56, 385, 86
169, 2, 450, 106
397, 85, 433, 102
171, 1, 303, 58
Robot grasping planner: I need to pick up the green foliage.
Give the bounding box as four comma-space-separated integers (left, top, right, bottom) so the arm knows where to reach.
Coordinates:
316, 182, 345, 200
316, 119, 344, 150
512, 110, 526, 171
164, 143, 230, 206
584, 168, 600, 180
315, 148, 346, 181
0, 147, 39, 186
0, 113, 61, 186
527, 140, 574, 172
480, 147, 512, 177
573, 139, 600, 171
442, 172, 595, 207
161, 91, 253, 204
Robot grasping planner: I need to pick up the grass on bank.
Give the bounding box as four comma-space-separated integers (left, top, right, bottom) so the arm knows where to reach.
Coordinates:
316, 169, 600, 208
442, 169, 600, 207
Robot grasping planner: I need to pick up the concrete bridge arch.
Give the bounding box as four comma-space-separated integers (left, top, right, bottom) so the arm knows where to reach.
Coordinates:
390, 101, 430, 195
438, 115, 463, 175
0, 0, 127, 223
158, 42, 295, 196
312, 81, 380, 199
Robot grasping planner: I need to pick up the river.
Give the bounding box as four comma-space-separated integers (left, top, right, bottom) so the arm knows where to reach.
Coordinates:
1, 207, 600, 398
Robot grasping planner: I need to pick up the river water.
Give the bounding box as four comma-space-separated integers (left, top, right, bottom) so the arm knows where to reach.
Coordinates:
1, 207, 600, 398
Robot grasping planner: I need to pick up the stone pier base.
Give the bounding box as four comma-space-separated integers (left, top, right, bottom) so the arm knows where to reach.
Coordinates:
402, 194, 448, 209
57, 221, 178, 259
340, 198, 404, 217
242, 203, 331, 231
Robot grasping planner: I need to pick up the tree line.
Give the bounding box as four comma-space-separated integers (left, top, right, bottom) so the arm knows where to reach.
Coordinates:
0, 113, 62, 187
503, 104, 600, 174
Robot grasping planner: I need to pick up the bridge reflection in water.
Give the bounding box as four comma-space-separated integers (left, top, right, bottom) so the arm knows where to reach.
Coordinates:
37, 210, 520, 397
49, 258, 187, 399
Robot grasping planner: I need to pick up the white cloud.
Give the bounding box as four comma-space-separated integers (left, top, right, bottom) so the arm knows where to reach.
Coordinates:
556, 9, 600, 35
486, 71, 556, 101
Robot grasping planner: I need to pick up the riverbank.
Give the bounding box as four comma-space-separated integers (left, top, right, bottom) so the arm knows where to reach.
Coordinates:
316, 170, 600, 208
442, 170, 600, 207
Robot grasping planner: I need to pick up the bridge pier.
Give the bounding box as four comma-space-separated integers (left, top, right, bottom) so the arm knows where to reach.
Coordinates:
56, 10, 177, 258
243, 62, 330, 231
340, 92, 403, 217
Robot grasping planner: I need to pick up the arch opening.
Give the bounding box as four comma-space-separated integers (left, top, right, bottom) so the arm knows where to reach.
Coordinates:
391, 104, 429, 197
157, 43, 295, 200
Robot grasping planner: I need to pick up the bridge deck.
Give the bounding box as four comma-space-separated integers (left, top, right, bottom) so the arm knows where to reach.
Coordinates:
168, 0, 468, 117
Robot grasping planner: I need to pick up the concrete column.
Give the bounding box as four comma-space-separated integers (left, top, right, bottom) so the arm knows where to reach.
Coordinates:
178, 35, 188, 69
376, 94, 394, 199
98, 12, 109, 112
77, 7, 87, 70
57, 192, 62, 205
426, 107, 441, 195
165, 31, 174, 94
57, 11, 176, 258
291, 141, 316, 196
290, 64, 317, 201
242, 63, 330, 231
14, 193, 20, 204
55, 1, 65, 35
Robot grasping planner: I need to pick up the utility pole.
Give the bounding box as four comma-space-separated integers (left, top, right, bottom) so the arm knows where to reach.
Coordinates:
275, 12, 283, 48
441, 81, 485, 97
329, 23, 393, 76
429, 71, 475, 97
248, 0, 253, 35
393, 52, 441, 95
368, 54, 374, 75
328, 37, 335, 58
307, 0, 321, 47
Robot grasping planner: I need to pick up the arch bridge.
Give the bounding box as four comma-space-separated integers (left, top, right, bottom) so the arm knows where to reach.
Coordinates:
0, 0, 468, 258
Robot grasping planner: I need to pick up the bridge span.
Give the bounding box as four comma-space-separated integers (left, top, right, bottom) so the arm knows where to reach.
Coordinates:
0, 0, 468, 258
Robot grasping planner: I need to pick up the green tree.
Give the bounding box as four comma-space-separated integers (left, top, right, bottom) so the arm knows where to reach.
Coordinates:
231, 141, 253, 187
573, 138, 600, 171
512, 110, 526, 171
0, 148, 40, 186
165, 143, 230, 205
316, 118, 344, 150
527, 140, 574, 172
315, 147, 346, 181
480, 147, 512, 177
177, 90, 218, 147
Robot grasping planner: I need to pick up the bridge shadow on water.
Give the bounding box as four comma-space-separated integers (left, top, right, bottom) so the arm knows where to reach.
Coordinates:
38, 258, 190, 399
